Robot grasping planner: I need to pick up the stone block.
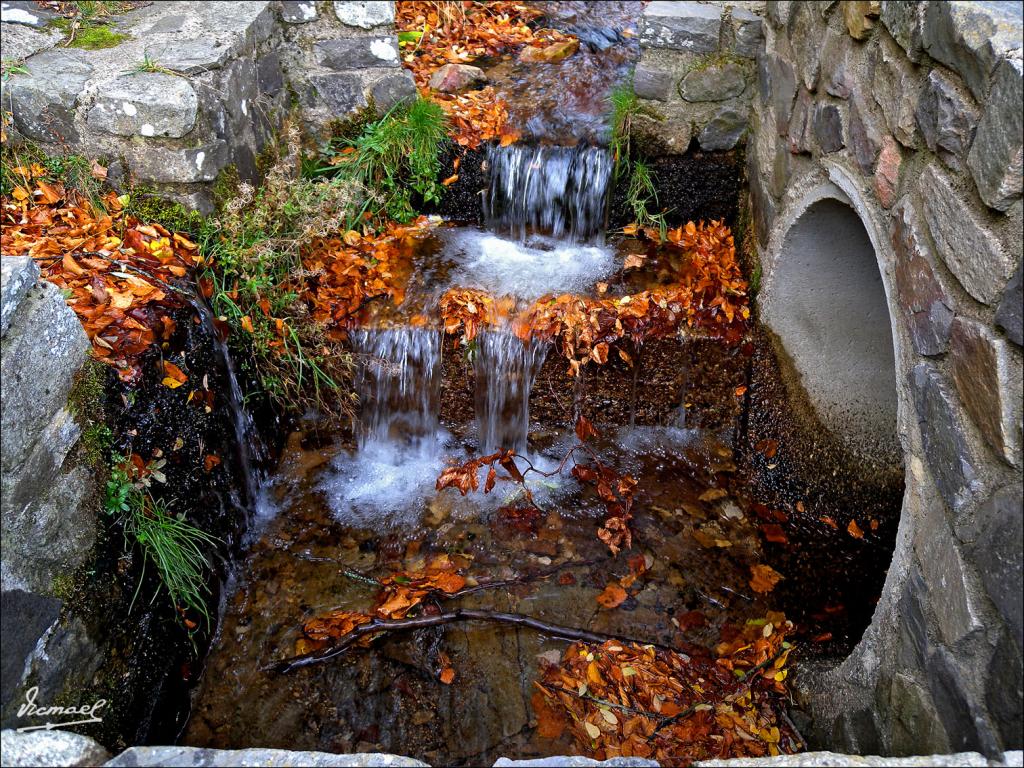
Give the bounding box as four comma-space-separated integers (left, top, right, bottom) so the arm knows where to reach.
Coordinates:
748, 146, 775, 245
889, 672, 951, 756
995, 262, 1023, 346
731, 7, 763, 58
698, 106, 747, 151
281, 0, 317, 23
334, 1, 394, 29
788, 3, 822, 90
874, 136, 901, 207
967, 57, 1023, 212
87, 73, 198, 139
909, 363, 982, 514
0, 282, 88, 479
0, 589, 60, 713
0, 22, 59, 62
923, 0, 1024, 102
105, 746, 429, 766
925, 647, 1002, 755
371, 70, 417, 111
848, 93, 884, 173
812, 101, 845, 154
0, 257, 38, 339
897, 565, 931, 668
639, 1, 721, 53
950, 317, 1022, 466
881, 0, 926, 61
787, 88, 812, 153
915, 508, 983, 647
0, 728, 109, 767
890, 198, 953, 356
986, 632, 1024, 747
820, 30, 854, 99
916, 68, 979, 173
767, 54, 797, 136
257, 52, 284, 96
967, 485, 1024, 650
127, 142, 230, 184
308, 73, 367, 114
6, 51, 91, 144
633, 65, 674, 102
843, 0, 880, 40
680, 61, 746, 102
918, 164, 1014, 305
872, 36, 922, 146
316, 37, 400, 70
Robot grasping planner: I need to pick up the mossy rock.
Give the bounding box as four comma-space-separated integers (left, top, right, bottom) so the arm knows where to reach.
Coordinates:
49, 18, 129, 50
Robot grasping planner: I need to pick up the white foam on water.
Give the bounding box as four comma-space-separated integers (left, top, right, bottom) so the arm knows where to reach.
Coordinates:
321, 431, 573, 528
438, 229, 616, 300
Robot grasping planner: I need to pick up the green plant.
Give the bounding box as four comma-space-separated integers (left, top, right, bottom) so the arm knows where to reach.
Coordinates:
608, 81, 661, 180
625, 160, 668, 240
132, 53, 177, 76
1, 60, 29, 80
0, 140, 99, 198
310, 98, 448, 223
104, 454, 218, 628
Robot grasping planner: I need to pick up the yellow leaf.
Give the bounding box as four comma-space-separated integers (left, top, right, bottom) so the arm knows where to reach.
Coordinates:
162, 377, 185, 389
584, 722, 601, 740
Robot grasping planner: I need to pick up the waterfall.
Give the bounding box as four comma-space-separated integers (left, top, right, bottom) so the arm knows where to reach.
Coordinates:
353, 327, 443, 447
483, 144, 613, 244
473, 330, 548, 453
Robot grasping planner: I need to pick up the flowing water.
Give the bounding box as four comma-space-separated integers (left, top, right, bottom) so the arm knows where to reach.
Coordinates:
182, 3, 903, 762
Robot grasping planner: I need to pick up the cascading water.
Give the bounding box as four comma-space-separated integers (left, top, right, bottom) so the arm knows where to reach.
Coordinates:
473, 330, 549, 453
483, 143, 613, 244
353, 328, 444, 447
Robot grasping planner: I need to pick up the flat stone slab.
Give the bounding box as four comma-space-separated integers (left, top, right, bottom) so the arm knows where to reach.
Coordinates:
104, 747, 428, 766
640, 1, 721, 52
0, 22, 60, 62
0, 729, 110, 767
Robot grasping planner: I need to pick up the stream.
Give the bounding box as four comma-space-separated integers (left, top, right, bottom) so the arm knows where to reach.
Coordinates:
179, 4, 903, 764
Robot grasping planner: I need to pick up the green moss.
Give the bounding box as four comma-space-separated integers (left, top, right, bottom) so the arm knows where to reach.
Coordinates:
68, 359, 111, 469
50, 572, 76, 601
684, 51, 749, 75
49, 18, 128, 49
123, 189, 205, 234
211, 164, 240, 212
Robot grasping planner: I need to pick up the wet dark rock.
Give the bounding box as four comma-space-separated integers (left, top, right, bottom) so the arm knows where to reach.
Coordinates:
697, 107, 748, 151
890, 199, 953, 356
812, 101, 845, 153
967, 56, 1023, 211
848, 94, 885, 173
909, 363, 981, 513
881, 0, 926, 62
950, 317, 1021, 465
316, 38, 400, 70
428, 63, 486, 93
919, 164, 1014, 305
639, 1, 721, 53
680, 61, 746, 102
995, 262, 1023, 347
370, 71, 417, 111
0, 590, 60, 711
967, 484, 1024, 649
897, 566, 930, 668
915, 68, 979, 173
748, 149, 776, 246
889, 672, 951, 755
633, 65, 674, 102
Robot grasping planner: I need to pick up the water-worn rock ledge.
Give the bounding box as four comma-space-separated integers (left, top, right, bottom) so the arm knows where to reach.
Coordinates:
2, 730, 1022, 768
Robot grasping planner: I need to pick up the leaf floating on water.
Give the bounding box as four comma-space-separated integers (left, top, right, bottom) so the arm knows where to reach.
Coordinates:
749, 563, 783, 594
596, 582, 628, 609
847, 519, 865, 539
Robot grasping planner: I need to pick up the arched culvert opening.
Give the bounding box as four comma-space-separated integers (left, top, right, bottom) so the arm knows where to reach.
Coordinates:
761, 191, 900, 463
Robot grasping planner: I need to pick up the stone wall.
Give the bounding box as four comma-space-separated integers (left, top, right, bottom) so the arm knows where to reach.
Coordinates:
744, 0, 1023, 757
0, 1, 414, 212
632, 1, 765, 154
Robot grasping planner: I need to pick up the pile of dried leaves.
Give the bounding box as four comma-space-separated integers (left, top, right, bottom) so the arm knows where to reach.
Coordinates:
533, 614, 799, 765
1, 166, 203, 382
396, 1, 570, 147
439, 220, 750, 375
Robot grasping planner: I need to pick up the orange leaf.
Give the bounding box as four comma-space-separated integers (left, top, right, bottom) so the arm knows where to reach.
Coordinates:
439, 667, 456, 685
749, 563, 783, 594
240, 315, 254, 333
847, 519, 865, 539
596, 582, 627, 609
442, 174, 459, 186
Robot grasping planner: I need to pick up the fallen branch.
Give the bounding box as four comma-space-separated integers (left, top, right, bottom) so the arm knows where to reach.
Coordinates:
269, 608, 674, 674
538, 682, 670, 722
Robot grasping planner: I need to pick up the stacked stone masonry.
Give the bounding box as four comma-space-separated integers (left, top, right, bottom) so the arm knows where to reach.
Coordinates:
744, 0, 1023, 759
0, 1, 414, 212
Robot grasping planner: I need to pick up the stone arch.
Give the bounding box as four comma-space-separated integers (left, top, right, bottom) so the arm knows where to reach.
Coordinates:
760, 174, 903, 461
